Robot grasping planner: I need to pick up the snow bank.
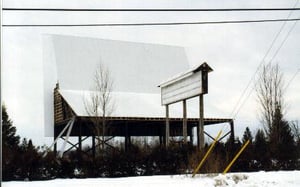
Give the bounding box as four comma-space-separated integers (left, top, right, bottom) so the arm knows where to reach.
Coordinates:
3, 171, 300, 187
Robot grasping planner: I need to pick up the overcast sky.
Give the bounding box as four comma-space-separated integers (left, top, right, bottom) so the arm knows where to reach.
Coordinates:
2, 0, 300, 145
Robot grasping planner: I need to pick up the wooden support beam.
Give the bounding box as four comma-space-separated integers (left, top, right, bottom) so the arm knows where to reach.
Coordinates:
61, 137, 78, 147
159, 136, 163, 146
79, 122, 82, 151
230, 120, 235, 143
65, 144, 78, 153
192, 130, 222, 177
61, 136, 88, 153
53, 136, 57, 155
218, 131, 231, 142
203, 130, 231, 142
104, 136, 114, 143
58, 136, 90, 155
59, 117, 75, 158
81, 136, 89, 142
125, 136, 131, 151
183, 100, 187, 144
198, 95, 204, 150
165, 105, 170, 147
189, 127, 194, 145
78, 135, 82, 151
204, 131, 215, 141
92, 135, 96, 158
125, 122, 131, 151
223, 140, 250, 174
44, 117, 73, 157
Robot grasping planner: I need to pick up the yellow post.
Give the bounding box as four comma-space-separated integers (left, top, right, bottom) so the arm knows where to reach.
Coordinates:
223, 140, 250, 174
192, 130, 222, 177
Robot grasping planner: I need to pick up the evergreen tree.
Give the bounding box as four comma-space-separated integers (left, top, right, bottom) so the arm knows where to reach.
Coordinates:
2, 105, 21, 180
17, 138, 43, 180
238, 127, 254, 171
269, 105, 296, 168
242, 127, 253, 143
254, 129, 269, 170
291, 121, 300, 162
2, 105, 20, 148
255, 64, 297, 169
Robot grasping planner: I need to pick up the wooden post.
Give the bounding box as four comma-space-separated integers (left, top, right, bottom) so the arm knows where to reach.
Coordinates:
125, 123, 128, 151
78, 123, 82, 152
192, 130, 222, 177
128, 136, 131, 146
223, 140, 250, 174
78, 135, 82, 152
189, 127, 194, 146
125, 123, 130, 151
92, 135, 96, 158
165, 105, 170, 147
53, 136, 57, 155
159, 136, 163, 146
125, 136, 131, 151
183, 100, 187, 144
230, 120, 235, 144
198, 94, 204, 150
125, 136, 128, 151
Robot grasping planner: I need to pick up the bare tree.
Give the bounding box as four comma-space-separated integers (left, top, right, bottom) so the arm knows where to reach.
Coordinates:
256, 63, 285, 136
84, 63, 114, 153
256, 64, 298, 163
291, 120, 300, 142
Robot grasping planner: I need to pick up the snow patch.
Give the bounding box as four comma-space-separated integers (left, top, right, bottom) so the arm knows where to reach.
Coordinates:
3, 171, 300, 187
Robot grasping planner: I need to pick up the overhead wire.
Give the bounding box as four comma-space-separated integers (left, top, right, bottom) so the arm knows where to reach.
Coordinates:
284, 68, 300, 90
2, 18, 300, 27
3, 5, 299, 142
2, 7, 300, 12
232, 16, 299, 119
229, 0, 300, 119
220, 0, 300, 140
222, 26, 299, 143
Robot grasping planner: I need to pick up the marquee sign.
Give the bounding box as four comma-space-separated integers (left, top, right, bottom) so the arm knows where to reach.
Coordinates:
159, 62, 213, 105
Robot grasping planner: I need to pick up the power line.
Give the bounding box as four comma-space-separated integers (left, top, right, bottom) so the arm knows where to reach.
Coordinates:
229, 0, 300, 118
3, 18, 300, 27
2, 8, 300, 12
232, 18, 299, 119
285, 68, 300, 90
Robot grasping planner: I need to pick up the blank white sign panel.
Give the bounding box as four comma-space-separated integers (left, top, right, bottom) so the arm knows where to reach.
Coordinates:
161, 71, 202, 105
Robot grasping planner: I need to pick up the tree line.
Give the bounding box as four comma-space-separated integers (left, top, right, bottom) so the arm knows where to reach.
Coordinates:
2, 63, 299, 181
2, 104, 300, 181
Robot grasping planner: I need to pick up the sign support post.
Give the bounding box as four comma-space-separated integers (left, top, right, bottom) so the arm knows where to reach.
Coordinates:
165, 104, 170, 147
183, 99, 187, 144
199, 94, 204, 150
159, 62, 213, 149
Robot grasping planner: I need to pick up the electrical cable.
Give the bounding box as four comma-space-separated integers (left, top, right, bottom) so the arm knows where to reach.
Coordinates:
3, 18, 300, 27
3, 8, 300, 12
222, 0, 299, 140
285, 68, 300, 90
232, 18, 299, 119
229, 0, 299, 119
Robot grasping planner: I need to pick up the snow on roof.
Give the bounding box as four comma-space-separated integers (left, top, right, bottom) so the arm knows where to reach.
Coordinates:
59, 89, 197, 118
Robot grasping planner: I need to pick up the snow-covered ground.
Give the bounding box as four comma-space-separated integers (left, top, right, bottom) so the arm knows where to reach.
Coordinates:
2, 171, 300, 187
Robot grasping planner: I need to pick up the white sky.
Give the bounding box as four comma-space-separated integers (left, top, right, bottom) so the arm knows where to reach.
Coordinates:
2, 0, 300, 145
